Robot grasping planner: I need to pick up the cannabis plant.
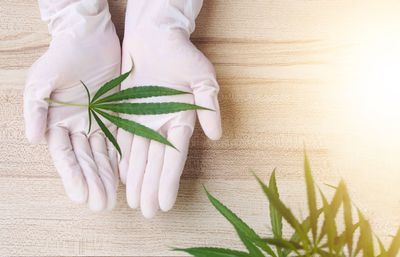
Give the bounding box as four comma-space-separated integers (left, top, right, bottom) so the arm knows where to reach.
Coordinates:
176, 152, 400, 257
45, 69, 209, 154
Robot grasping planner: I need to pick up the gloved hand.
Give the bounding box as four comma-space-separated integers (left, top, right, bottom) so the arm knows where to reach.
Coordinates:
24, 0, 121, 211
118, 0, 222, 218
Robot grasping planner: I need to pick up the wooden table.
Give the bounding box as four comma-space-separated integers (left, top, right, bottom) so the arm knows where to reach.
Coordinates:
1, 0, 400, 255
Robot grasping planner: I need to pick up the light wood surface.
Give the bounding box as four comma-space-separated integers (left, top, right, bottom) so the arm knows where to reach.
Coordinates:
1, 0, 400, 256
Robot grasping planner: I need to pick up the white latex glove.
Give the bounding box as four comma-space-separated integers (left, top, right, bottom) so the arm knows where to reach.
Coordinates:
24, 0, 121, 211
118, 0, 222, 218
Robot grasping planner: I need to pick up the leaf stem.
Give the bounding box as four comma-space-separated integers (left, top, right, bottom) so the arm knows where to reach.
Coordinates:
44, 98, 88, 108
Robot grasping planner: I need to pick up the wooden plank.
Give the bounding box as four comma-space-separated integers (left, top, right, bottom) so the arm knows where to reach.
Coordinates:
1, 0, 400, 256
1, 177, 398, 256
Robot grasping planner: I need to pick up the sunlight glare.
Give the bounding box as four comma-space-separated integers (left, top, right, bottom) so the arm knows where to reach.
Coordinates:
345, 25, 400, 136
331, 8, 400, 216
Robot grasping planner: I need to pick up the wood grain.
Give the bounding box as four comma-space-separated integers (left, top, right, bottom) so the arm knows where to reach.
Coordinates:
1, 0, 400, 256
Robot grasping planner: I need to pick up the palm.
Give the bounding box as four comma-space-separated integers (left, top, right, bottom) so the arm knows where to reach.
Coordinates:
29, 37, 119, 134
118, 3, 222, 218
24, 2, 121, 212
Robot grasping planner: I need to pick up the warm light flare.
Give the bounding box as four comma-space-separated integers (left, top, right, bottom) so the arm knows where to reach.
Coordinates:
345, 21, 400, 140
347, 32, 400, 133
330, 10, 400, 222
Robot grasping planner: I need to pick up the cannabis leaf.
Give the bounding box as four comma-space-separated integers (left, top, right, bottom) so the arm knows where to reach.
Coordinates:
177, 151, 400, 257
45, 69, 210, 155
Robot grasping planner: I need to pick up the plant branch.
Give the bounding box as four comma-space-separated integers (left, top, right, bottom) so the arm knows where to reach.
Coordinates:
44, 98, 88, 108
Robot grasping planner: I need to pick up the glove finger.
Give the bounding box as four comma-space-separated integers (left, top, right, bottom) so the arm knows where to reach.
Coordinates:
159, 125, 192, 212
24, 82, 52, 144
126, 136, 150, 209
117, 129, 133, 184
89, 132, 118, 211
46, 127, 88, 204
140, 140, 165, 219
71, 133, 107, 212
193, 81, 222, 140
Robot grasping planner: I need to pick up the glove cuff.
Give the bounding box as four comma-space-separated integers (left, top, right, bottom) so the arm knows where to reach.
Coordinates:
125, 0, 203, 35
164, 0, 203, 34
38, 0, 112, 38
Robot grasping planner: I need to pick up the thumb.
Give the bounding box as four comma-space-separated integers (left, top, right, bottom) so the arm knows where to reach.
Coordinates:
193, 78, 222, 140
24, 80, 52, 144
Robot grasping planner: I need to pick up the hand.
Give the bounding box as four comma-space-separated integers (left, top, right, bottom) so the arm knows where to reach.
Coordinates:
118, 0, 222, 218
24, 0, 121, 211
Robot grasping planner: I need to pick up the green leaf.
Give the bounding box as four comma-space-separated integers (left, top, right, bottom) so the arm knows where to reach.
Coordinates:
238, 232, 265, 257
94, 109, 175, 149
376, 235, 388, 257
363, 222, 374, 257
94, 102, 211, 115
317, 181, 346, 242
263, 238, 302, 253
88, 109, 92, 134
354, 231, 363, 257
323, 183, 338, 190
319, 188, 337, 255
304, 150, 318, 243
329, 181, 346, 215
81, 80, 91, 102
94, 86, 190, 104
343, 183, 354, 256
315, 248, 331, 257
80, 80, 92, 134
269, 170, 283, 239
204, 187, 277, 257
329, 223, 359, 255
254, 174, 310, 250
268, 169, 283, 257
91, 110, 121, 156
281, 208, 324, 257
387, 228, 400, 257
91, 68, 132, 103
358, 209, 374, 257
174, 247, 251, 257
